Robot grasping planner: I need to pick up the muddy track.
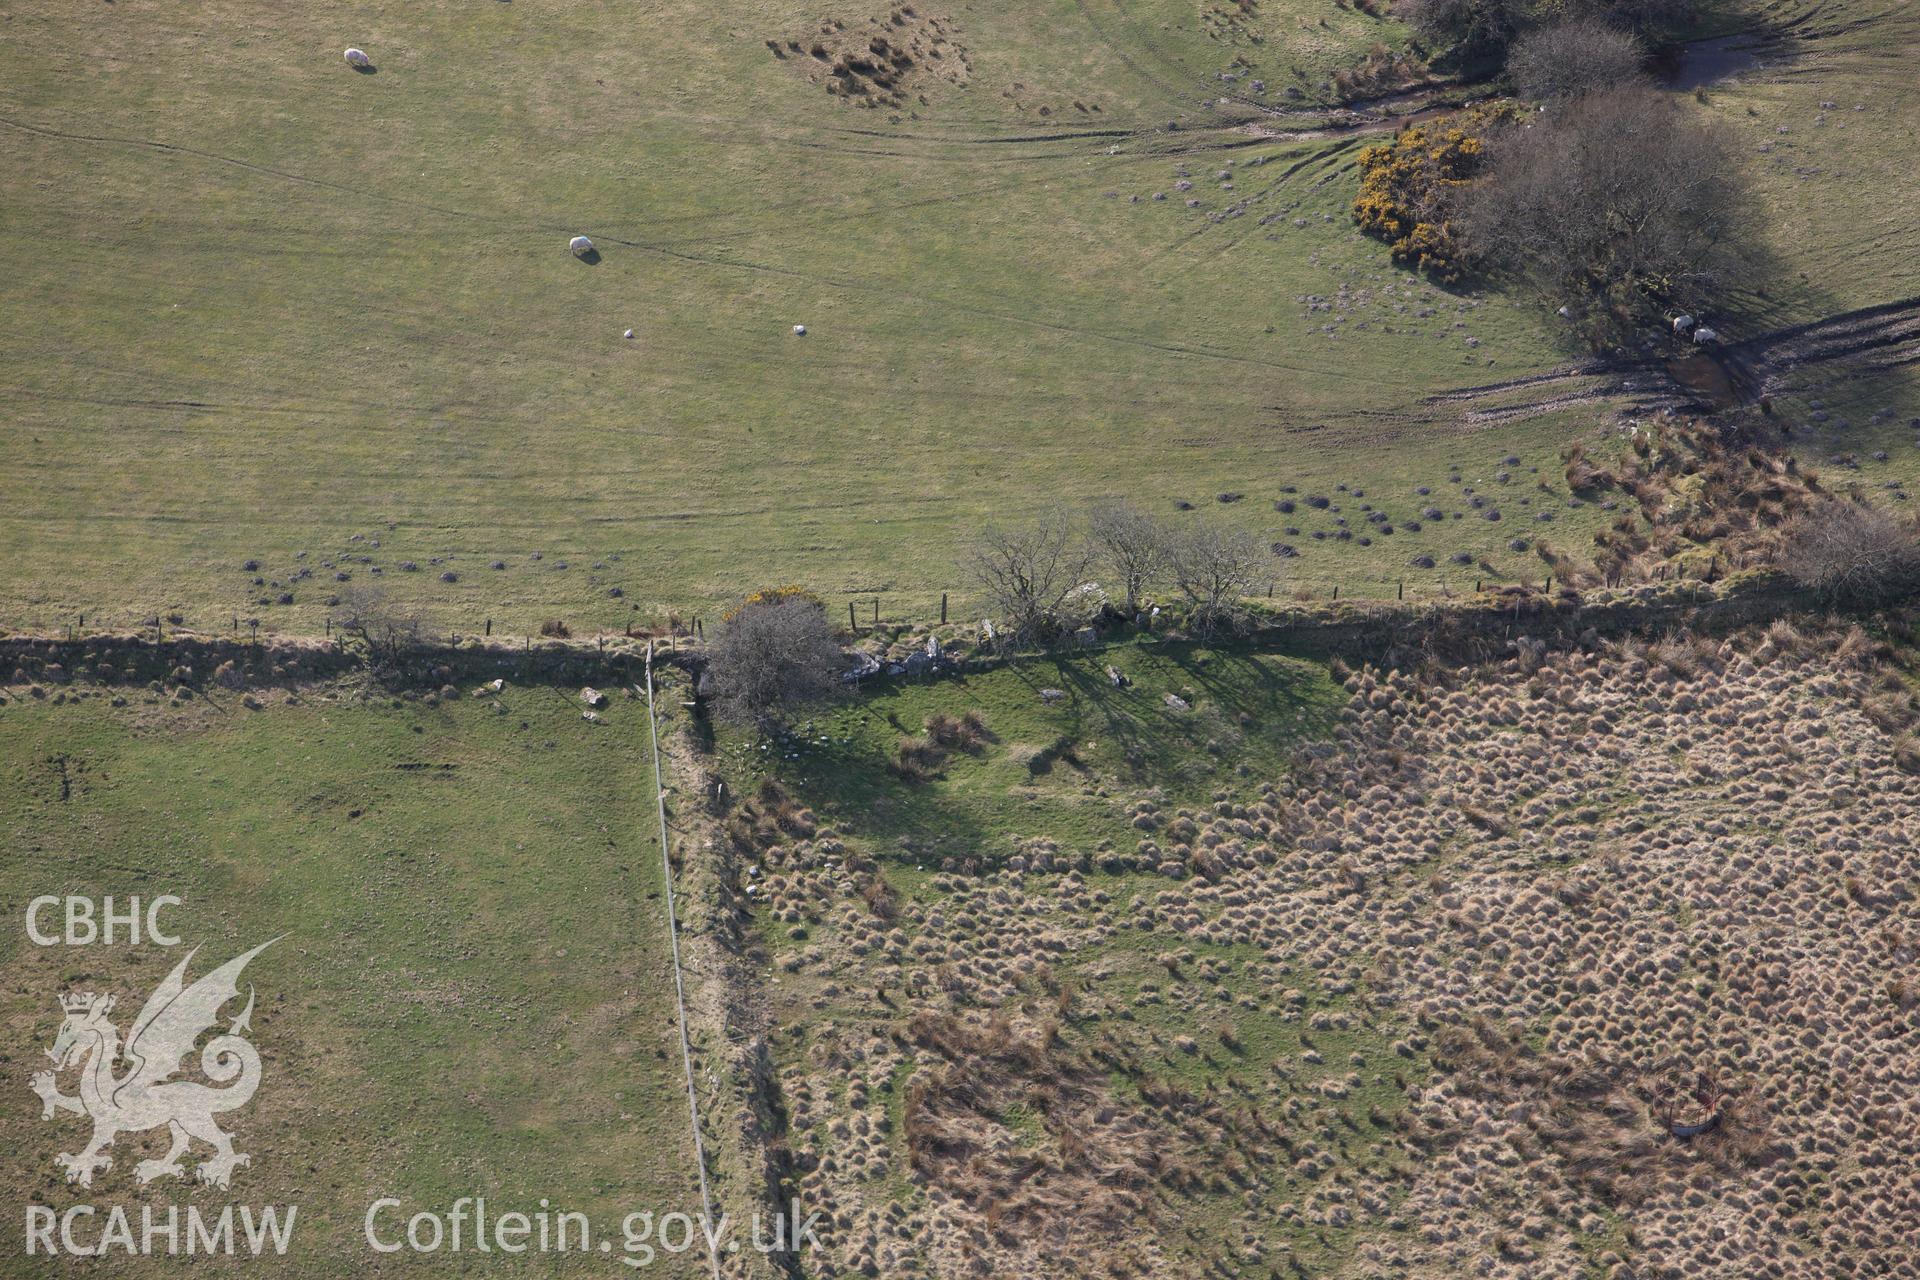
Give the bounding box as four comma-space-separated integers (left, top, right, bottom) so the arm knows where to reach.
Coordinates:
1722, 295, 1920, 399
1418, 360, 1693, 423
1418, 293, 1920, 427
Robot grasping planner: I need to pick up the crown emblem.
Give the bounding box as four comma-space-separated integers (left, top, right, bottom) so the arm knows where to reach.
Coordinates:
59, 992, 112, 1016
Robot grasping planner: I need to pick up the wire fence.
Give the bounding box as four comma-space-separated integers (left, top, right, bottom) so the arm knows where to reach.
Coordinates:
21, 559, 1736, 653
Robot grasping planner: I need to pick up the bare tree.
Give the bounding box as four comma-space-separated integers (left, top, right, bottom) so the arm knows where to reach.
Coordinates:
1086, 499, 1169, 617
705, 593, 847, 729
1167, 521, 1268, 635
1400, 0, 1697, 57
1508, 17, 1646, 100
1461, 88, 1745, 324
1777, 500, 1920, 606
332, 585, 428, 666
1397, 0, 1534, 58
966, 514, 1096, 647
1569, 0, 1702, 37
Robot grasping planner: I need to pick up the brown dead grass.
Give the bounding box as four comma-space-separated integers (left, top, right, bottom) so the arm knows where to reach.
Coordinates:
902, 1009, 1162, 1269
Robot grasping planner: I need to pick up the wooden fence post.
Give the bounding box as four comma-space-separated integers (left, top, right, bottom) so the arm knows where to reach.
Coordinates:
849, 601, 857, 631
940, 593, 948, 625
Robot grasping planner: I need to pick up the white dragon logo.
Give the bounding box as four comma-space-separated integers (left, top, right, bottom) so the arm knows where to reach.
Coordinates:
30, 940, 277, 1190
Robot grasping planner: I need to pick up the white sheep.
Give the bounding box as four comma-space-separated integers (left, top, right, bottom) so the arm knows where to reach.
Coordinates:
569, 235, 594, 256
1673, 313, 1695, 334
793, 324, 807, 336
344, 48, 371, 68
1693, 326, 1720, 344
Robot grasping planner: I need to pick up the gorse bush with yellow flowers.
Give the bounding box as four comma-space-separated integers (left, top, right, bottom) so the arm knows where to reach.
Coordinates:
1352, 102, 1518, 280
724, 584, 822, 624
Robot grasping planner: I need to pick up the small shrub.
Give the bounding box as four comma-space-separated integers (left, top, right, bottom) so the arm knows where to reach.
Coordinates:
1777, 499, 1920, 606
706, 593, 846, 728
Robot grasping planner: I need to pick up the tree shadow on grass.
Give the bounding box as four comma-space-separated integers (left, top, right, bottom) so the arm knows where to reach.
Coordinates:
761, 642, 1341, 863
758, 706, 999, 864
1005, 641, 1338, 797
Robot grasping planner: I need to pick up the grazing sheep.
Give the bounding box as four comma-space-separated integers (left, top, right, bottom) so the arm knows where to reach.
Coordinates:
1693, 326, 1720, 344
1672, 313, 1695, 334
569, 235, 594, 256
343, 47, 371, 68
793, 324, 807, 336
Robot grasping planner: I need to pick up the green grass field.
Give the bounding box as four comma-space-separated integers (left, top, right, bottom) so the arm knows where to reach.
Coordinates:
7, 0, 1847, 635
1689, 0, 1920, 464
717, 639, 1345, 856
0, 689, 705, 1275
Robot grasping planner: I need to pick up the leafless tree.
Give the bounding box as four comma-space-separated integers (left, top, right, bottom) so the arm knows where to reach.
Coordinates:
1401, 0, 1697, 56
966, 514, 1097, 647
1167, 521, 1268, 635
1086, 499, 1169, 617
1461, 87, 1745, 323
705, 594, 847, 729
1508, 17, 1647, 100
1397, 0, 1534, 57
332, 585, 429, 666
1777, 500, 1920, 606
1569, 0, 1701, 36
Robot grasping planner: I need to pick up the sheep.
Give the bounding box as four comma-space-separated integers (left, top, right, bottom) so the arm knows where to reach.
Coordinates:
343, 48, 372, 68
793, 324, 808, 336
568, 235, 594, 256
1693, 326, 1720, 344
1673, 313, 1696, 334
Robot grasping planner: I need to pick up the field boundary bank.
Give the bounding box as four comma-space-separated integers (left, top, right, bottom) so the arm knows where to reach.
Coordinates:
0, 572, 1838, 691
641, 643, 726, 1280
